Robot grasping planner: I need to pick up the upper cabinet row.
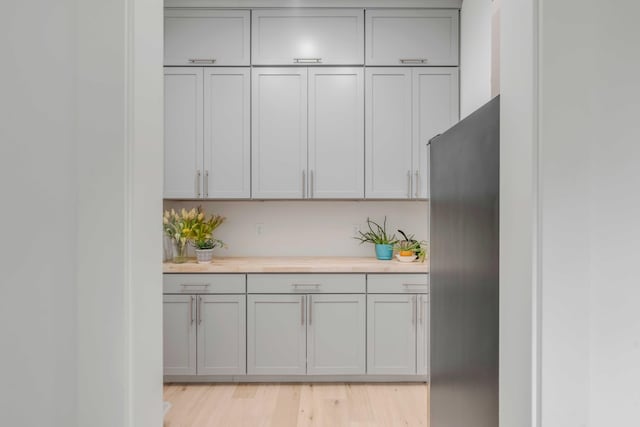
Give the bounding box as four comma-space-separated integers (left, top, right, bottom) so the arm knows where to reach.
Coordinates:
164, 8, 459, 66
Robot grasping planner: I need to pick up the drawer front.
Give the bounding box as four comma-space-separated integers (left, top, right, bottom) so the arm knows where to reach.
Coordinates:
367, 274, 429, 294
247, 274, 366, 294
163, 274, 246, 294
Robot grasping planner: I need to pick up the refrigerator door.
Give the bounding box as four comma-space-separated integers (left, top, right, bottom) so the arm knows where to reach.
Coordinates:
430, 96, 500, 427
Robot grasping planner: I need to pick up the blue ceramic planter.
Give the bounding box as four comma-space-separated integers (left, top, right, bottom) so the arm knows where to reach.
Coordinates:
375, 244, 394, 260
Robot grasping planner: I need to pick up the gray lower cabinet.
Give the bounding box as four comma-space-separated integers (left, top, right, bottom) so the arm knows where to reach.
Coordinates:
416, 294, 430, 376
367, 294, 417, 374
307, 294, 366, 375
163, 295, 197, 375
247, 294, 307, 375
197, 294, 246, 375
163, 292, 246, 376
247, 293, 367, 375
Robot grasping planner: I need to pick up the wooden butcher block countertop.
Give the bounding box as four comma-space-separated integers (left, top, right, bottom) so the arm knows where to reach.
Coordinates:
163, 256, 429, 274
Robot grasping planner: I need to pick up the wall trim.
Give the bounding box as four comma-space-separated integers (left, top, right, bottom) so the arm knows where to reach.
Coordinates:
164, 0, 462, 9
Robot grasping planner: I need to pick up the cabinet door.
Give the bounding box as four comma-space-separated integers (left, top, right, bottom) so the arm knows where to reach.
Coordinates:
307, 294, 366, 375
163, 295, 196, 376
365, 68, 413, 199
252, 9, 364, 65
252, 68, 308, 199
203, 68, 251, 199
412, 68, 460, 199
365, 9, 459, 66
164, 9, 250, 66
247, 295, 307, 375
197, 295, 246, 375
164, 68, 203, 199
417, 294, 430, 376
308, 68, 364, 198
367, 294, 417, 375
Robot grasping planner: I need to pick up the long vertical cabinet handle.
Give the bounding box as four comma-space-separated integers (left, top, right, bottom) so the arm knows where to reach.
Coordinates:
415, 171, 420, 198
301, 295, 306, 325
190, 296, 194, 325
198, 296, 203, 325
308, 295, 312, 325
302, 170, 306, 199
419, 295, 424, 325
407, 170, 412, 198
204, 170, 209, 198
195, 170, 201, 198
310, 170, 314, 199
412, 295, 417, 325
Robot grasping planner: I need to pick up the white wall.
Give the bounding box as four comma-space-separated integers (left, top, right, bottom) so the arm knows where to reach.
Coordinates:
460, 0, 493, 117
0, 1, 77, 426
587, 1, 640, 425
499, 0, 537, 425
76, 0, 164, 426
501, 0, 640, 426
164, 201, 429, 257
1, 1, 163, 427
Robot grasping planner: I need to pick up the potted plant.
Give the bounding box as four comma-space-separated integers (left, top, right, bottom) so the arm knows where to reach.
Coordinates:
163, 208, 201, 263
191, 212, 225, 264
354, 217, 397, 260
396, 230, 428, 263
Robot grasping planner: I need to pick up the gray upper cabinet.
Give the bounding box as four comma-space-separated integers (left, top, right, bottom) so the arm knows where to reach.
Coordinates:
164, 68, 203, 199
412, 68, 460, 199
203, 68, 251, 198
365, 9, 459, 66
307, 294, 366, 375
163, 295, 197, 376
251, 9, 364, 65
366, 67, 459, 199
164, 67, 250, 199
365, 68, 413, 199
308, 68, 364, 199
197, 294, 246, 375
251, 68, 308, 199
164, 9, 250, 66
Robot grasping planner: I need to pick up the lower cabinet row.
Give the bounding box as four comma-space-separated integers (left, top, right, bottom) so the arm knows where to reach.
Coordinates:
163, 293, 429, 378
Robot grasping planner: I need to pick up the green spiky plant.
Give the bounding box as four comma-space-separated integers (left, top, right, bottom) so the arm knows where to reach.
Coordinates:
354, 217, 397, 245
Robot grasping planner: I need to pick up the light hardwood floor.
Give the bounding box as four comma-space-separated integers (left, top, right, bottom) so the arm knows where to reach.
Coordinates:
164, 383, 429, 427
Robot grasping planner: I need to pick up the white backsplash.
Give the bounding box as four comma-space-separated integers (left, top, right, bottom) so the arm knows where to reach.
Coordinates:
163, 200, 429, 257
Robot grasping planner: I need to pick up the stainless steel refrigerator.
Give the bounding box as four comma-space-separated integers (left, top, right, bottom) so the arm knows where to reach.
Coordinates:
430, 96, 499, 427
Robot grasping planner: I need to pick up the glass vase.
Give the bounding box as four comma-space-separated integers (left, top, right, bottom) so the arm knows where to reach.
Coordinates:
172, 240, 188, 264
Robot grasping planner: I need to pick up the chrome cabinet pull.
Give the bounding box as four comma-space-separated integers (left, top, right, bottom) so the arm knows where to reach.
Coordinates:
407, 170, 412, 198
198, 296, 203, 325
302, 170, 306, 198
419, 295, 424, 325
301, 295, 305, 325
292, 283, 321, 290
204, 170, 209, 198
308, 295, 313, 325
400, 58, 427, 64
188, 58, 216, 64
181, 283, 210, 290
310, 170, 314, 198
190, 296, 194, 325
195, 170, 201, 198
293, 58, 322, 63
415, 171, 420, 198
